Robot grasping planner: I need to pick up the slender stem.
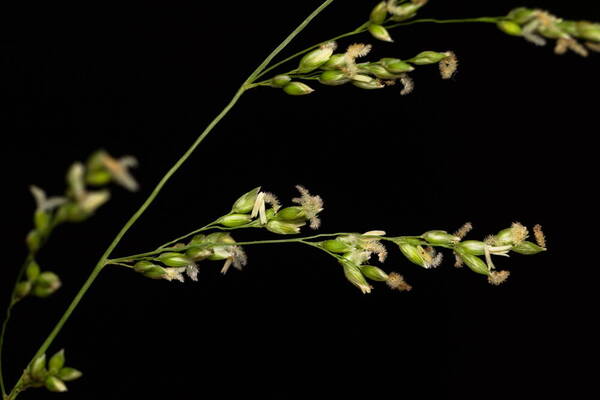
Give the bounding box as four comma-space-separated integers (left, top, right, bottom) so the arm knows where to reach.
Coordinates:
248, 0, 337, 83
109, 232, 422, 264
157, 221, 219, 249
386, 16, 504, 29
5, 2, 337, 398
0, 253, 33, 397
110, 232, 351, 263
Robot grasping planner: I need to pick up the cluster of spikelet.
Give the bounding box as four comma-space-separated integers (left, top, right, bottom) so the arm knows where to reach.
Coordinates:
14, 150, 138, 303
319, 220, 547, 294
268, 41, 457, 96
497, 7, 600, 56
124, 186, 547, 294
131, 186, 325, 282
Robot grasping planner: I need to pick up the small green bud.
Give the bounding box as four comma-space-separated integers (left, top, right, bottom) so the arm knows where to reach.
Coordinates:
134, 261, 168, 280
158, 252, 192, 267
370, 1, 388, 24
397, 243, 426, 268
321, 239, 352, 253
231, 187, 261, 213
31, 354, 47, 381
271, 74, 292, 88
55, 203, 87, 223
26, 230, 42, 253
144, 266, 168, 279
15, 281, 32, 300
321, 53, 346, 70
26, 260, 41, 281
455, 248, 489, 276
134, 261, 158, 273
352, 75, 385, 90
340, 260, 371, 294
358, 63, 397, 79
456, 240, 486, 256
34, 210, 51, 232
389, 5, 418, 21
507, 7, 535, 25
218, 214, 253, 227
45, 376, 68, 392
186, 246, 212, 261
298, 43, 336, 73
497, 20, 523, 36
422, 230, 460, 245
577, 21, 600, 42
49, 349, 65, 374
319, 70, 351, 86
266, 220, 303, 235
32, 272, 61, 298
57, 367, 82, 381
360, 265, 389, 282
283, 82, 315, 96
368, 23, 393, 42
380, 58, 414, 73
85, 169, 112, 186
409, 51, 448, 65
276, 206, 306, 221
511, 241, 546, 255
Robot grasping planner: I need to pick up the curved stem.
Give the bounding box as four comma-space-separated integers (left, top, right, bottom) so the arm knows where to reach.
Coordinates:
5, 2, 337, 399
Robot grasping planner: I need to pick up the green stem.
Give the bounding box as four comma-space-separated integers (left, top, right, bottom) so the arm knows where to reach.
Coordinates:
0, 253, 34, 397
5, 2, 337, 399
157, 221, 219, 249
385, 16, 504, 29
110, 232, 350, 263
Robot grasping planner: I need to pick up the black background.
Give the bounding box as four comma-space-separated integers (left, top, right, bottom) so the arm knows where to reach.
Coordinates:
0, 1, 598, 398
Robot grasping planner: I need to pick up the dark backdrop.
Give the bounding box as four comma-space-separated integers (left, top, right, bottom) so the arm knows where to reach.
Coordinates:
0, 1, 597, 398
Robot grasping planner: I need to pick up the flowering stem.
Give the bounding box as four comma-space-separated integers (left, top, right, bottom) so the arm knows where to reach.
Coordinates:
252, 16, 505, 84
4, 2, 338, 399
109, 232, 350, 263
108, 233, 437, 266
